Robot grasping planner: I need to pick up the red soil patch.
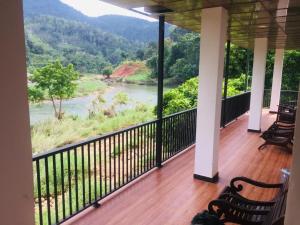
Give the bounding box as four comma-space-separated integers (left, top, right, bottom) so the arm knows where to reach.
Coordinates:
111, 64, 140, 78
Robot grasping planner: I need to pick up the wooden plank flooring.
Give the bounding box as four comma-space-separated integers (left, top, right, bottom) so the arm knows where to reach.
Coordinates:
65, 111, 291, 225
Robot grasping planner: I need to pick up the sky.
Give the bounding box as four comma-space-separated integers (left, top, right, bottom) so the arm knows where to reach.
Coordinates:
60, 0, 156, 22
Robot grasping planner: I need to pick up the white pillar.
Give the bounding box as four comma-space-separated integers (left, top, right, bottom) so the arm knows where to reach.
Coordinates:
0, 1, 35, 225
248, 38, 268, 132
285, 90, 300, 225
270, 49, 284, 112
194, 7, 228, 182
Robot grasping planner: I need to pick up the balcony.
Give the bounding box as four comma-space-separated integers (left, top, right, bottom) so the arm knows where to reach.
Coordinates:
33, 107, 292, 225
63, 110, 291, 225
1, 1, 300, 225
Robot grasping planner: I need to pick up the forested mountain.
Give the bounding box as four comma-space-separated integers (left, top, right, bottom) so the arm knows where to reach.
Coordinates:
23, 0, 159, 43
25, 15, 143, 73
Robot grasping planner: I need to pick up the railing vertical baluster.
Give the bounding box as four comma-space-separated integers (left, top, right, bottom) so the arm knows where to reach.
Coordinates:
137, 127, 140, 175
98, 139, 102, 199
122, 132, 125, 186
88, 143, 91, 204
81, 146, 85, 207
168, 118, 171, 156
152, 122, 155, 168
169, 116, 173, 158
126, 131, 129, 183
133, 128, 136, 177
118, 133, 121, 188
109, 137, 112, 192
67, 150, 72, 215
36, 160, 43, 225
74, 148, 79, 211
146, 124, 149, 170
93, 141, 97, 202
53, 155, 59, 224
130, 129, 133, 180
104, 138, 107, 195
44, 157, 51, 225
60, 152, 66, 219
143, 125, 146, 173
113, 135, 116, 190
141, 126, 144, 173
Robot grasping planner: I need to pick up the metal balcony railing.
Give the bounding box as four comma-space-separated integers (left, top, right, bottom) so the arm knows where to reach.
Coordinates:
263, 89, 299, 108
32, 92, 251, 225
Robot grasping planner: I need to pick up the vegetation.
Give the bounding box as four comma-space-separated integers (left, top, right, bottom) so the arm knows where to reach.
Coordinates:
25, 15, 142, 74
162, 75, 249, 115
29, 61, 79, 119
75, 75, 106, 97
102, 65, 113, 78
31, 102, 154, 153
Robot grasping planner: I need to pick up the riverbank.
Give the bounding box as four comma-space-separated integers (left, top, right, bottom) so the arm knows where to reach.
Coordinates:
31, 105, 155, 153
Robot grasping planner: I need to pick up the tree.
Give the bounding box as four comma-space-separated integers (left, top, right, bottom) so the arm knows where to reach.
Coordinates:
30, 60, 79, 119
103, 65, 113, 79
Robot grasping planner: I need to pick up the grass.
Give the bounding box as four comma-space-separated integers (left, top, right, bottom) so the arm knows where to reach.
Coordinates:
31, 107, 155, 153
75, 75, 106, 97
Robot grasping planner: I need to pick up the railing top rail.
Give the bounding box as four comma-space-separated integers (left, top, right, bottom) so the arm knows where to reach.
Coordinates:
280, 90, 299, 93
264, 89, 299, 92
33, 118, 158, 160
162, 107, 197, 120
225, 91, 250, 100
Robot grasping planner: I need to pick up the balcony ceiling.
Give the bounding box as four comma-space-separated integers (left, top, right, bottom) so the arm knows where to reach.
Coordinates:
102, 0, 300, 50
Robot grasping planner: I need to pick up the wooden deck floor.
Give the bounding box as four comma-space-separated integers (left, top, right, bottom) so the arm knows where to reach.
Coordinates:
65, 111, 292, 225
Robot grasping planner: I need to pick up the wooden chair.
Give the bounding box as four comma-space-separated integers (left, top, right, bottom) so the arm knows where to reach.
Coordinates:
207, 175, 289, 225
275, 105, 296, 125
258, 122, 294, 152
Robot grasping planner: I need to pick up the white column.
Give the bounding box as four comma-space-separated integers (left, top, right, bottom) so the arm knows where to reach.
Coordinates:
0, 1, 35, 225
285, 90, 300, 225
248, 38, 268, 132
194, 7, 228, 182
270, 49, 284, 112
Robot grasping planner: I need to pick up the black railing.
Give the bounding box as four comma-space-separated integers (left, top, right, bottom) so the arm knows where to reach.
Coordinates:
33, 109, 197, 225
263, 89, 299, 108
162, 109, 197, 162
32, 92, 251, 225
222, 92, 251, 126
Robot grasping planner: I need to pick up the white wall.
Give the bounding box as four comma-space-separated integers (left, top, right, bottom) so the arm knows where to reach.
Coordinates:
285, 89, 300, 225
248, 38, 268, 131
194, 7, 228, 179
0, 1, 35, 225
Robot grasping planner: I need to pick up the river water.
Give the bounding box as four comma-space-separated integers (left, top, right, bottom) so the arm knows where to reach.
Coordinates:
29, 83, 167, 124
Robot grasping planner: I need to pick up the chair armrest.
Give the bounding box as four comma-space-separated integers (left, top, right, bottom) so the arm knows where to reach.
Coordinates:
230, 176, 283, 192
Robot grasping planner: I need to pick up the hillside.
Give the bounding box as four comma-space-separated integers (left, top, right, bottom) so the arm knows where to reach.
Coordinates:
25, 16, 144, 73
23, 0, 160, 43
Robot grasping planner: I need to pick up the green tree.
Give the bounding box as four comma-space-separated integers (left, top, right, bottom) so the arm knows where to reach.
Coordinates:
103, 65, 113, 78
30, 60, 79, 119
28, 86, 45, 103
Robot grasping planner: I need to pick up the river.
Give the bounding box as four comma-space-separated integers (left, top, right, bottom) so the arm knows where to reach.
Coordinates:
29, 83, 169, 124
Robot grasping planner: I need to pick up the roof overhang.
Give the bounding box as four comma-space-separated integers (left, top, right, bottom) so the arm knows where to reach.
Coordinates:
101, 0, 300, 50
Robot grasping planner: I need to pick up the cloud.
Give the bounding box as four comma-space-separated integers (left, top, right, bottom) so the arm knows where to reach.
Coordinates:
60, 0, 157, 22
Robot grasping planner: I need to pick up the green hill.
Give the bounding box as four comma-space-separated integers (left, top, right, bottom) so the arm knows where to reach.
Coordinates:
23, 0, 160, 43
25, 16, 143, 73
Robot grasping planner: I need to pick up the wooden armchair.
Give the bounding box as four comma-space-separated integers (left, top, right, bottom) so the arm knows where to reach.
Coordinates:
207, 176, 289, 225
275, 105, 296, 125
